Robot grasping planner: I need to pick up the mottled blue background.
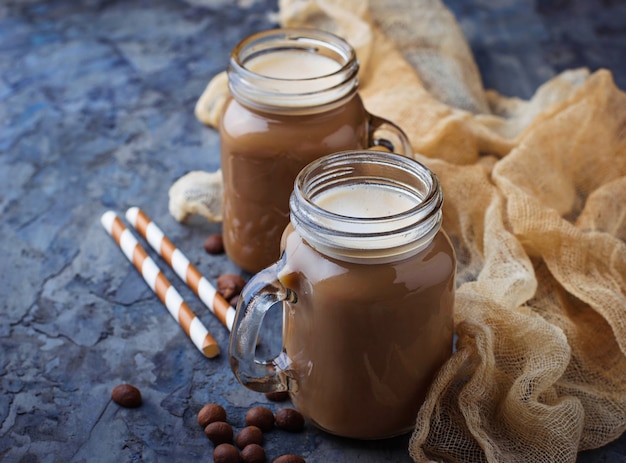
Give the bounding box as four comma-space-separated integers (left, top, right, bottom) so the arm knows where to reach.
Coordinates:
1, 0, 625, 462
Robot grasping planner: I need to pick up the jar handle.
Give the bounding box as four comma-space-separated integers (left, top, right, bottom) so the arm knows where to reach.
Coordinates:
368, 114, 412, 156
228, 258, 296, 393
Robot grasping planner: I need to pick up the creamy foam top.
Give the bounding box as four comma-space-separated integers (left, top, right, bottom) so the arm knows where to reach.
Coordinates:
315, 184, 417, 218
295, 181, 431, 262
245, 50, 342, 79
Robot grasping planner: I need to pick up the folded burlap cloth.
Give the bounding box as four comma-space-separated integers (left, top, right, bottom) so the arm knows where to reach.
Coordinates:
189, 1, 626, 461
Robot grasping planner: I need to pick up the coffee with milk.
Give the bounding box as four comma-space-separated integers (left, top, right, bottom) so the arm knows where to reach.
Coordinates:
229, 151, 456, 439
220, 29, 411, 273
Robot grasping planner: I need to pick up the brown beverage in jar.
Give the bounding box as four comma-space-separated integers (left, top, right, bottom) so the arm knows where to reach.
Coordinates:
279, 224, 454, 438
220, 29, 411, 273
229, 151, 455, 439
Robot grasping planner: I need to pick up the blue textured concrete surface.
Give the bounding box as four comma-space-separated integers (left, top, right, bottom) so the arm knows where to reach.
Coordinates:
1, 0, 625, 462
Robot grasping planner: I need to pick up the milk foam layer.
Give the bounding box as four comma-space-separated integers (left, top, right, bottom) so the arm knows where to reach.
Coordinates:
315, 183, 416, 218
245, 50, 342, 79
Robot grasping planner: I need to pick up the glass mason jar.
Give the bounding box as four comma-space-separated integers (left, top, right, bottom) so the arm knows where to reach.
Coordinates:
229, 150, 456, 440
220, 28, 411, 273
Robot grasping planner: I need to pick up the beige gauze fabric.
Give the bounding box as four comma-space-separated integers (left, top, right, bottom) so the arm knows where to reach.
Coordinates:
194, 1, 626, 462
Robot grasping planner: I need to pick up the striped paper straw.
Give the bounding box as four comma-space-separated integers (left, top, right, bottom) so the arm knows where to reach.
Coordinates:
100, 211, 220, 358
125, 207, 236, 331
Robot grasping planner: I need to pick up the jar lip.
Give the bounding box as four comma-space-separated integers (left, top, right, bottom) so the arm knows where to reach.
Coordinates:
290, 151, 444, 263
228, 28, 359, 112
295, 151, 442, 229
231, 28, 357, 81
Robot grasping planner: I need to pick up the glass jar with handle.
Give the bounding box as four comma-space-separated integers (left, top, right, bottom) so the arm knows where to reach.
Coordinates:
229, 150, 456, 440
220, 28, 412, 273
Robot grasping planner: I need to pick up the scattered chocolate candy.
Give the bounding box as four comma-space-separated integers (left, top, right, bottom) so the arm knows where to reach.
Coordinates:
272, 455, 306, 463
236, 425, 264, 449
196, 402, 306, 462
198, 403, 227, 428
241, 443, 266, 463
204, 421, 234, 445
204, 234, 224, 254
245, 406, 275, 432
274, 408, 304, 433
217, 273, 247, 302
264, 391, 290, 402
213, 443, 240, 463
111, 383, 142, 408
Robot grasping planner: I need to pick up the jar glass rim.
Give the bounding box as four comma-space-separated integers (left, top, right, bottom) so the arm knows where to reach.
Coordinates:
290, 150, 444, 262
231, 28, 356, 81
227, 28, 360, 112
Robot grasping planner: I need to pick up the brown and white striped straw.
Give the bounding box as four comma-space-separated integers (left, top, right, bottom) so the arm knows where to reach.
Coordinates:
125, 207, 236, 331
100, 211, 220, 358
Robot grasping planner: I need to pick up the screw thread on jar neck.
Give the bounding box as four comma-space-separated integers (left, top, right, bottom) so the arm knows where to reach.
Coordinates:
290, 151, 444, 264
228, 28, 359, 114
